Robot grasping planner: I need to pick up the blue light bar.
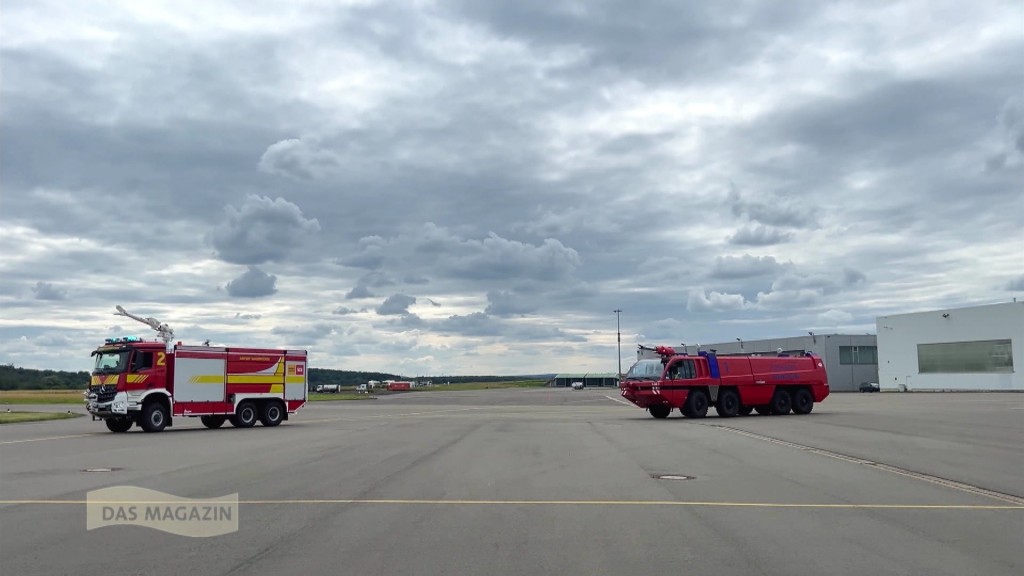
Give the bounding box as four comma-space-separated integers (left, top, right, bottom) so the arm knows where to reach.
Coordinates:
104, 336, 143, 344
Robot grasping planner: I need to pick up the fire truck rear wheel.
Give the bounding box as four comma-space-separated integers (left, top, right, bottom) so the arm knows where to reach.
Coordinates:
682, 389, 709, 418
105, 417, 133, 433
649, 405, 671, 419
715, 389, 740, 418
232, 402, 258, 428
201, 415, 227, 429
259, 402, 284, 427
769, 389, 792, 415
792, 388, 814, 415
140, 401, 169, 433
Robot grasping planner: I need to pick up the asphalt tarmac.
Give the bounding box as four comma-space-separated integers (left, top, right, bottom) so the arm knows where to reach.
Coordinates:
1, 389, 1021, 575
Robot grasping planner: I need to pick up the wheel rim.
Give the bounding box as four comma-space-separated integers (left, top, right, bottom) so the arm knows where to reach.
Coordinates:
268, 406, 280, 421
151, 411, 163, 427
243, 408, 254, 422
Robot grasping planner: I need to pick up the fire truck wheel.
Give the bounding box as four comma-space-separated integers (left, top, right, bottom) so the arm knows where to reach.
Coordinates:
792, 388, 814, 415
682, 389, 709, 418
140, 401, 169, 432
105, 417, 133, 433
259, 402, 284, 427
715, 389, 740, 418
769, 389, 792, 415
232, 402, 258, 428
753, 406, 771, 415
201, 415, 227, 429
649, 405, 671, 419
738, 406, 754, 416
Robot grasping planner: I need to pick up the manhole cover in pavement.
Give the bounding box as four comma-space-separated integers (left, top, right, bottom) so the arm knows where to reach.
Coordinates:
81, 468, 121, 473
653, 474, 694, 480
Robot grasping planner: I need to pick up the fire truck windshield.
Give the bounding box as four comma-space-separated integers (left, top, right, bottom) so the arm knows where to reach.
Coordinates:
625, 359, 664, 380
93, 350, 129, 374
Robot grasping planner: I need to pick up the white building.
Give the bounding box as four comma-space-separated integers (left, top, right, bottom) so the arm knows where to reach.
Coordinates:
876, 301, 1022, 391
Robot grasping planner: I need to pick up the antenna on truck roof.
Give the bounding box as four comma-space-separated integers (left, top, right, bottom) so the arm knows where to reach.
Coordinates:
114, 305, 175, 352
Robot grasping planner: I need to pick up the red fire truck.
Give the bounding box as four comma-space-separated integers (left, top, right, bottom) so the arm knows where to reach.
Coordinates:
86, 306, 308, 433
620, 345, 828, 419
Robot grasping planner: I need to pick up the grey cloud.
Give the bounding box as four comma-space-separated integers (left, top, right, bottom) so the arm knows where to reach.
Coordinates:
270, 323, 334, 344
397, 313, 427, 329
485, 290, 538, 317
438, 313, 499, 337
446, 235, 581, 281
233, 313, 262, 320
728, 225, 792, 246
345, 285, 374, 299
425, 298, 441, 307
376, 294, 417, 315
259, 137, 346, 181
209, 195, 320, 265
843, 268, 867, 286
337, 236, 387, 270
32, 281, 67, 300
332, 306, 365, 315
225, 267, 277, 298
1007, 275, 1024, 291
343, 225, 582, 283
728, 186, 816, 229
711, 255, 784, 279
403, 275, 430, 285
687, 290, 748, 312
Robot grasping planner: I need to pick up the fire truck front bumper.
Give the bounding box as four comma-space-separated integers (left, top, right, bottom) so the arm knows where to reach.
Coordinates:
86, 391, 130, 417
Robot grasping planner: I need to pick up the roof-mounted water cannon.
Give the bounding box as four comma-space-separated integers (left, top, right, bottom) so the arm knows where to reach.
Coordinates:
114, 305, 175, 352
638, 344, 678, 362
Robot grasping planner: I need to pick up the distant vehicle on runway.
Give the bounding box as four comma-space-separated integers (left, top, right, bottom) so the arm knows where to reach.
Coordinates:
620, 345, 829, 419
316, 383, 341, 393
571, 381, 585, 390
86, 306, 308, 433
859, 382, 881, 393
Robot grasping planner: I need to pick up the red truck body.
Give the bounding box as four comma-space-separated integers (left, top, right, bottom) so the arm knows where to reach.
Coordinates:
619, 346, 829, 418
387, 381, 412, 391
86, 337, 308, 432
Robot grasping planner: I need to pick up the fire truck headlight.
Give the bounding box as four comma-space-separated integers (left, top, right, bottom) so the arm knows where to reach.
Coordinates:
112, 400, 128, 414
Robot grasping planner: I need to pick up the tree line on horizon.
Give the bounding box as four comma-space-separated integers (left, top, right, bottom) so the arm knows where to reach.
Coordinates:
0, 364, 552, 390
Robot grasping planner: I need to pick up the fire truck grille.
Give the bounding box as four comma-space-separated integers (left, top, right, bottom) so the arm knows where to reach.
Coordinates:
92, 385, 118, 403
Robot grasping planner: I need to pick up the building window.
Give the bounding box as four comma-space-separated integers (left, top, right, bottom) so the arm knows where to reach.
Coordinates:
918, 340, 1014, 374
839, 346, 878, 365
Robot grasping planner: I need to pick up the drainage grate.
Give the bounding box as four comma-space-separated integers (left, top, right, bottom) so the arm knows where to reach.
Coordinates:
81, 467, 121, 473
653, 474, 694, 481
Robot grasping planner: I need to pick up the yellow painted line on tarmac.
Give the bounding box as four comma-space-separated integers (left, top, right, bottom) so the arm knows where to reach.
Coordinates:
2, 498, 1021, 510
0, 433, 100, 445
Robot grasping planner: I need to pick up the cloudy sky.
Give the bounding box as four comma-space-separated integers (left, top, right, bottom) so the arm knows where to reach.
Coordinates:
2, 0, 1022, 376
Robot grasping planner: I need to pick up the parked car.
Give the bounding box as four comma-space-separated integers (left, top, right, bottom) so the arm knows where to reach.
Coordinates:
859, 382, 880, 393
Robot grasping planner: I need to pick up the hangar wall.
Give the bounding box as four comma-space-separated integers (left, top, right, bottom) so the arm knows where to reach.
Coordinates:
876, 302, 1023, 391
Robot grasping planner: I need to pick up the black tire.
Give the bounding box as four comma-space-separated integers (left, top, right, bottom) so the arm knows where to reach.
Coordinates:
259, 402, 284, 427
792, 388, 814, 415
753, 405, 771, 415
649, 404, 671, 419
140, 401, 169, 432
201, 415, 227, 429
682, 389, 709, 418
232, 402, 258, 428
715, 389, 740, 418
769, 389, 792, 415
105, 417, 132, 433
738, 406, 754, 416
